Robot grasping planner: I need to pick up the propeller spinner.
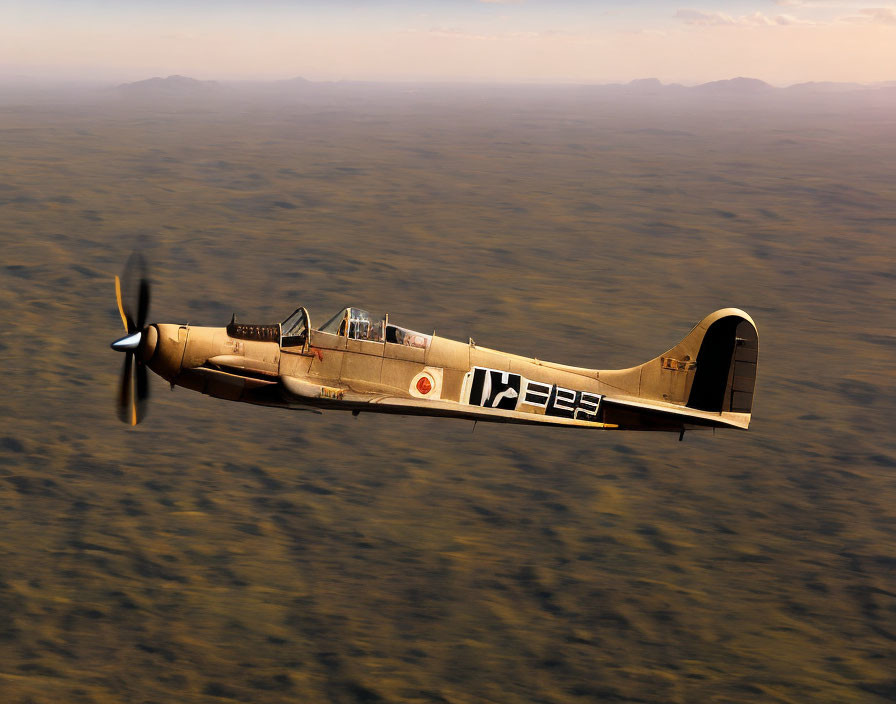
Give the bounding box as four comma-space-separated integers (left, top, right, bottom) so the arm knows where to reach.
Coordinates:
111, 252, 152, 425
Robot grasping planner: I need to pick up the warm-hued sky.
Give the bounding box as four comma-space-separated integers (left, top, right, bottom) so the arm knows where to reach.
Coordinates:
2, 0, 895, 85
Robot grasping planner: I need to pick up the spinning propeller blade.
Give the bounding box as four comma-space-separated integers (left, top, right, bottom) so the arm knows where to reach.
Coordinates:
111, 252, 152, 425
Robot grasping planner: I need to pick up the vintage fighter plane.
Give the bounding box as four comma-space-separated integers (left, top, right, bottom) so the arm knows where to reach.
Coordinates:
111, 254, 758, 436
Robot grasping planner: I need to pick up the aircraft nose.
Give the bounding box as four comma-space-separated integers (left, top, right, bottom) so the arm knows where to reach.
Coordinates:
111, 331, 142, 352
146, 324, 187, 381
110, 325, 157, 360
138, 324, 158, 363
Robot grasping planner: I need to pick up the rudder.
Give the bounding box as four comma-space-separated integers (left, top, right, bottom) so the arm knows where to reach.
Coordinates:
686, 312, 758, 413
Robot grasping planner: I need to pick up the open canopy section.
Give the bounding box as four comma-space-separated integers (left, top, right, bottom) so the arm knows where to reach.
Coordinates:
281, 307, 309, 347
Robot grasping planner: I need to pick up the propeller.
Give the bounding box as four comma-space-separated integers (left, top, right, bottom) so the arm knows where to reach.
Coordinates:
111, 252, 151, 425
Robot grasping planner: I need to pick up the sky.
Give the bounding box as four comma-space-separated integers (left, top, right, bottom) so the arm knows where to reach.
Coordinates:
2, 0, 895, 85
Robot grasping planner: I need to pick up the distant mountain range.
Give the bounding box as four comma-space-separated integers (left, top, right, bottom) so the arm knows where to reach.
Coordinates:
693, 77, 773, 93
616, 76, 896, 94
114, 74, 896, 97
116, 74, 221, 95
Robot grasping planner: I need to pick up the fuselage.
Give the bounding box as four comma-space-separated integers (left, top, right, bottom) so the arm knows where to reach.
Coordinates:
147, 322, 606, 412
139, 305, 758, 434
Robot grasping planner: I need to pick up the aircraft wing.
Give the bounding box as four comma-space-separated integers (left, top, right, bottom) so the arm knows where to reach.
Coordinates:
280, 376, 618, 429
358, 393, 748, 431
359, 395, 619, 428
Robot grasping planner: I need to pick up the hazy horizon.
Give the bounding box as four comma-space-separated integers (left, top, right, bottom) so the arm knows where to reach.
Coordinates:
2, 72, 896, 90
3, 0, 896, 85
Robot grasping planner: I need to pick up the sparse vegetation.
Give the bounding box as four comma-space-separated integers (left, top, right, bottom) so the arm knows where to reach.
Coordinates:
0, 83, 894, 703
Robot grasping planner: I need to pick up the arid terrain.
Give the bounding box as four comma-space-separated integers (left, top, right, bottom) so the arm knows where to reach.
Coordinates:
1, 80, 895, 703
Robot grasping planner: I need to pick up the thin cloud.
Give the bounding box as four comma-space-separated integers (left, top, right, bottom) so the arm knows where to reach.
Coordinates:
408, 26, 540, 41
675, 9, 735, 25
775, 0, 896, 8
776, 0, 880, 5
771, 0, 896, 25
854, 7, 896, 23
674, 9, 780, 26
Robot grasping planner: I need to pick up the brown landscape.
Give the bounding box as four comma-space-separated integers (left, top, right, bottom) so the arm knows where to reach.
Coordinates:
1, 79, 895, 703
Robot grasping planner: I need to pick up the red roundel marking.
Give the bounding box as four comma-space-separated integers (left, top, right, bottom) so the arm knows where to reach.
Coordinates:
416, 376, 432, 395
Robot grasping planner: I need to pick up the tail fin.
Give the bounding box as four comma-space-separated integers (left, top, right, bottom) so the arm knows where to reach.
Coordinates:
601, 309, 758, 426
683, 309, 758, 414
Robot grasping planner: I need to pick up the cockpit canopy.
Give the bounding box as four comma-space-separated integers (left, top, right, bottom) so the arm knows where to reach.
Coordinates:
316, 307, 431, 349
277, 306, 432, 351
319, 307, 382, 341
